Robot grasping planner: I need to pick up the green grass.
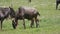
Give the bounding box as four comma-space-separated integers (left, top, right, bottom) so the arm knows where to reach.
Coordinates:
0, 0, 60, 34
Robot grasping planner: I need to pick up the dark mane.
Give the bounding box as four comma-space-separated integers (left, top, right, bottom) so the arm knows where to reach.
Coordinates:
9, 7, 15, 18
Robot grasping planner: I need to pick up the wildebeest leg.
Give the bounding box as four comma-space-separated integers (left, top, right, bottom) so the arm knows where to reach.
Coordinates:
1, 21, 2, 30
0, 21, 1, 30
30, 19, 34, 28
23, 17, 26, 29
56, 1, 59, 9
0, 19, 4, 30
35, 17, 39, 28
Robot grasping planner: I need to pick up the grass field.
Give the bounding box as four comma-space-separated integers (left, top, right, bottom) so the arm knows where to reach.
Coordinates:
0, 0, 60, 34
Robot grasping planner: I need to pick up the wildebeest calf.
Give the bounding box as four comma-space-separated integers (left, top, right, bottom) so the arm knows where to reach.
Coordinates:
12, 6, 40, 29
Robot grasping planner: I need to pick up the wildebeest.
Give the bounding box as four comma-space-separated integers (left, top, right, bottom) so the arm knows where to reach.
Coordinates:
12, 6, 40, 29
0, 6, 15, 30
56, 0, 60, 9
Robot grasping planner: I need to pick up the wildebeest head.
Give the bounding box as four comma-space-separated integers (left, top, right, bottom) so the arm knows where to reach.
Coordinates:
12, 19, 18, 29
12, 20, 16, 29
56, 0, 60, 9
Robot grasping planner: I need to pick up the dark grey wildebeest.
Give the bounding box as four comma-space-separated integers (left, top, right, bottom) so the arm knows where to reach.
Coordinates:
56, 0, 60, 9
0, 6, 15, 30
12, 6, 40, 29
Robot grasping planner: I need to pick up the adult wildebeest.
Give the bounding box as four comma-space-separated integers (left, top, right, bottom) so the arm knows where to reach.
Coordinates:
56, 0, 60, 9
0, 6, 15, 30
12, 6, 40, 29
